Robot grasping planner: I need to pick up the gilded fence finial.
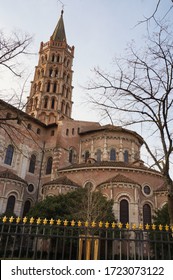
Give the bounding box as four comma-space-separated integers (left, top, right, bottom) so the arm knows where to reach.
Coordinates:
56, 219, 61, 225
43, 218, 48, 225
50, 218, 54, 225
2, 216, 7, 223
30, 217, 35, 224
9, 216, 14, 223
16, 217, 21, 224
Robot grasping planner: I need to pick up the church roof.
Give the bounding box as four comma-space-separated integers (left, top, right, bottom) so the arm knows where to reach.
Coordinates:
51, 10, 66, 42
43, 176, 80, 187
58, 160, 159, 173
0, 169, 27, 184
79, 124, 144, 144
154, 183, 167, 193
98, 173, 140, 187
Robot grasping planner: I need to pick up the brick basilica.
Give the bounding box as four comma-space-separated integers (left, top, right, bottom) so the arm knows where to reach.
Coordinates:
0, 11, 167, 225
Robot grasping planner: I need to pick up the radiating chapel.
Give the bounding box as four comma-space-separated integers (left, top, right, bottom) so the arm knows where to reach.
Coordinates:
0, 11, 167, 224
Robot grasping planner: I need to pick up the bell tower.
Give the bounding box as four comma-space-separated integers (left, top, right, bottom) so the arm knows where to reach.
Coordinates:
26, 11, 74, 125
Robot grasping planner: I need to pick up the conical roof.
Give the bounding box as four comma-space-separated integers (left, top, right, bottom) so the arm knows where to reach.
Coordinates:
51, 10, 66, 42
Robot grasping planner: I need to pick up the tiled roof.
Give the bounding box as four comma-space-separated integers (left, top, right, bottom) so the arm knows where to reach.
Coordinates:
43, 176, 80, 187
155, 183, 167, 192
0, 169, 27, 184
51, 11, 66, 42
98, 173, 140, 187
58, 161, 161, 175
79, 124, 143, 144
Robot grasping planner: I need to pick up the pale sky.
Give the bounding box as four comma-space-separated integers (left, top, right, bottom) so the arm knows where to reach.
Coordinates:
0, 0, 172, 122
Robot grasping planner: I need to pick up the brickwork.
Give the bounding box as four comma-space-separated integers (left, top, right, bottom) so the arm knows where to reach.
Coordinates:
0, 11, 167, 222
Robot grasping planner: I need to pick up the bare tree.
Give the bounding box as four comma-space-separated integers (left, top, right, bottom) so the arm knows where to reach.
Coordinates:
0, 30, 32, 77
87, 26, 173, 224
139, 0, 173, 25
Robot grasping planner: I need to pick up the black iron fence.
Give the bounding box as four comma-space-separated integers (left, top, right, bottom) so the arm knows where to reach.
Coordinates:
0, 217, 173, 260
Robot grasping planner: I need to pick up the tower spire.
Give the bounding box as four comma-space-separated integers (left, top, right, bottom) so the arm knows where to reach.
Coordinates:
51, 10, 66, 42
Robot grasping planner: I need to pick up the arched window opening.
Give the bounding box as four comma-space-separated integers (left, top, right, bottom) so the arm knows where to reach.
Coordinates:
51, 98, 55, 109
84, 151, 90, 162
69, 149, 75, 163
110, 148, 116, 161
52, 54, 55, 62
46, 157, 53, 175
61, 101, 65, 113
51, 130, 55, 136
66, 88, 69, 99
27, 123, 32, 130
37, 128, 41, 135
120, 199, 129, 225
55, 68, 58, 77
37, 70, 40, 79
53, 82, 57, 93
44, 97, 48, 108
4, 145, 14, 165
84, 181, 93, 191
96, 149, 102, 162
67, 74, 70, 84
28, 154, 36, 173
6, 112, 12, 119
49, 68, 53, 77
47, 82, 51, 92
23, 200, 31, 217
124, 150, 129, 163
143, 204, 152, 225
66, 129, 69, 136
6, 195, 15, 214
65, 103, 70, 116
35, 97, 38, 109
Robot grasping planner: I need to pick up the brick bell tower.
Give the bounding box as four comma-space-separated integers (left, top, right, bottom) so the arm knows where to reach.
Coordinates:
26, 10, 74, 125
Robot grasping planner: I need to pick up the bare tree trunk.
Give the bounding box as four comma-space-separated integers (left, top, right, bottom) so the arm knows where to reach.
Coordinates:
168, 192, 173, 226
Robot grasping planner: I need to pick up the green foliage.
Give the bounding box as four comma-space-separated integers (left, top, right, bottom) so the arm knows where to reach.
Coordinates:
153, 204, 170, 226
28, 188, 115, 222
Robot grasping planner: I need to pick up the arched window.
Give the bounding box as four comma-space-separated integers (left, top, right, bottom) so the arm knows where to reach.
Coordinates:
96, 149, 102, 162
28, 154, 36, 173
27, 123, 32, 130
51, 98, 55, 109
110, 148, 116, 161
4, 145, 14, 165
124, 150, 129, 163
52, 54, 55, 62
84, 181, 93, 191
84, 151, 90, 162
6, 195, 15, 213
55, 68, 58, 77
23, 200, 31, 217
66, 129, 69, 136
61, 101, 65, 113
46, 157, 53, 175
65, 103, 70, 116
44, 97, 48, 108
37, 128, 41, 135
49, 68, 53, 77
47, 82, 51, 92
53, 82, 57, 93
69, 149, 74, 163
120, 199, 129, 225
143, 204, 151, 225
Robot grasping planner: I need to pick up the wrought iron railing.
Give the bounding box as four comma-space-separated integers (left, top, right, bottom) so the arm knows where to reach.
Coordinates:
0, 216, 173, 260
